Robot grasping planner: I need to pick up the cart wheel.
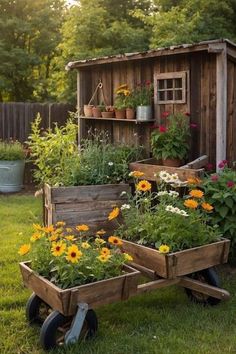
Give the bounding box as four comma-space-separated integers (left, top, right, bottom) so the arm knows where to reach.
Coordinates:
40, 309, 98, 351
26, 293, 51, 325
185, 267, 221, 306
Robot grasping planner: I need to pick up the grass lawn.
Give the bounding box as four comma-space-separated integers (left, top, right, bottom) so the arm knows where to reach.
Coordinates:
1, 193, 236, 354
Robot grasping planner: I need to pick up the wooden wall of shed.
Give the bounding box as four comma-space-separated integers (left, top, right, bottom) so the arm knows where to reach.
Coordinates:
227, 59, 236, 164
78, 52, 218, 164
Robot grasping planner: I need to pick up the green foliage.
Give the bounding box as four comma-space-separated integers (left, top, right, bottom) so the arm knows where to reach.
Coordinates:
117, 171, 220, 252
0, 141, 25, 160
133, 82, 154, 106
151, 112, 190, 160
27, 114, 80, 186
74, 130, 145, 185
203, 163, 236, 261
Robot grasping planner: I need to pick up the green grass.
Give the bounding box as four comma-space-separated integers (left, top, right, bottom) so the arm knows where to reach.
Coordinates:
1, 194, 236, 354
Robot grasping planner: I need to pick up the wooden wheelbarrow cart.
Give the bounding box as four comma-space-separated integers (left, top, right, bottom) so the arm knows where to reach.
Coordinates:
20, 238, 230, 351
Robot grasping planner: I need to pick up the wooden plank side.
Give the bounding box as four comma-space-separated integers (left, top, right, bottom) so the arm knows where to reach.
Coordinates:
55, 199, 126, 212
226, 60, 236, 163
50, 184, 131, 203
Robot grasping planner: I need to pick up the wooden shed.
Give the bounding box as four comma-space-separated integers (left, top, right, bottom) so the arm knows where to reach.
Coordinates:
66, 39, 236, 167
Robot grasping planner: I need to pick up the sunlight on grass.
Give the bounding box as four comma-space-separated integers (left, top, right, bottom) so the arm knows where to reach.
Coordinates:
0, 193, 236, 354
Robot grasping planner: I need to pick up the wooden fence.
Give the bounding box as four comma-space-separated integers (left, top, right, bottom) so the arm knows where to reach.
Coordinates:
0, 102, 75, 186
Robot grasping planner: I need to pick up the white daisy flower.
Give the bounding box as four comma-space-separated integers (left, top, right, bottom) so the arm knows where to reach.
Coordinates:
121, 204, 131, 210
120, 191, 127, 196
108, 161, 114, 166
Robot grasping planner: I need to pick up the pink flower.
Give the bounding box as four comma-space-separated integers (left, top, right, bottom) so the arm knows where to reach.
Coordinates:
161, 111, 170, 119
159, 125, 167, 133
218, 160, 228, 169
206, 163, 213, 171
185, 112, 191, 117
190, 123, 197, 128
227, 181, 235, 188
211, 174, 219, 182
146, 80, 151, 86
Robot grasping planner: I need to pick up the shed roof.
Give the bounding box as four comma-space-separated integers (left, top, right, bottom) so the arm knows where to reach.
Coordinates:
66, 38, 236, 70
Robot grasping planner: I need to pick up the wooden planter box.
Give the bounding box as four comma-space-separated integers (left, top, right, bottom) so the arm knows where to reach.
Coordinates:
44, 183, 130, 230
129, 157, 206, 182
20, 262, 140, 316
121, 239, 230, 279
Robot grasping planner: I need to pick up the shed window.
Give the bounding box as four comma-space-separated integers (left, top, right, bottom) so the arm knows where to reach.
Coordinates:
155, 72, 187, 104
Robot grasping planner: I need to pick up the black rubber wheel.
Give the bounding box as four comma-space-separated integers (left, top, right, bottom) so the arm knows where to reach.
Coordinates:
26, 293, 51, 325
40, 309, 98, 351
185, 267, 221, 306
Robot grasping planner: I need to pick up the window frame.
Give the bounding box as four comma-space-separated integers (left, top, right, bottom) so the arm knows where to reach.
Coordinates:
154, 71, 187, 105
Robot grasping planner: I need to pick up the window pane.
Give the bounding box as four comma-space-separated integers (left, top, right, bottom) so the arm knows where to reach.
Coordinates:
175, 90, 182, 100
167, 79, 173, 89
159, 91, 165, 101
175, 78, 182, 88
158, 80, 165, 89
167, 91, 173, 100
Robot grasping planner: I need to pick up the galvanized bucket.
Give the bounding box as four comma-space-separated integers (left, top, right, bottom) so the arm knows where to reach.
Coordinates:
136, 105, 152, 121
0, 160, 25, 193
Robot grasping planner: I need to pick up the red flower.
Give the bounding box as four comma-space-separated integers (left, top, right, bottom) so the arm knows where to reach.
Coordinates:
150, 124, 159, 129
190, 123, 197, 128
161, 111, 170, 119
206, 163, 213, 171
159, 125, 167, 133
185, 112, 191, 116
218, 160, 228, 169
211, 174, 219, 182
146, 80, 151, 86
227, 181, 235, 188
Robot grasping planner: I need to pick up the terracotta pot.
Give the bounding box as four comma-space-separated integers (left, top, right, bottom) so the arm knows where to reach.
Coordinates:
84, 105, 93, 117
162, 158, 182, 167
92, 107, 102, 118
101, 111, 115, 118
126, 108, 135, 120
115, 109, 126, 119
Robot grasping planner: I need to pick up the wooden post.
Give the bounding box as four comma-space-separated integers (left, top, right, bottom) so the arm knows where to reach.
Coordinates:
215, 44, 227, 171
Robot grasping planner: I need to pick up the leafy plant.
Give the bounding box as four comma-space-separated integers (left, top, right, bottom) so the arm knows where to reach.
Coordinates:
18, 222, 132, 289
27, 114, 80, 187
0, 140, 25, 160
202, 161, 236, 261
151, 112, 190, 161
133, 81, 153, 106
116, 170, 220, 253
114, 84, 131, 110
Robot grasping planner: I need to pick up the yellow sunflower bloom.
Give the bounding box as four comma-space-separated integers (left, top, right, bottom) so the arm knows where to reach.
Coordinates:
30, 232, 41, 242
159, 244, 170, 254
108, 236, 123, 246
66, 245, 83, 263
100, 247, 111, 256
33, 223, 43, 231
123, 253, 133, 262
97, 254, 111, 263
76, 224, 89, 232
49, 234, 58, 242
201, 202, 214, 212
96, 229, 106, 236
95, 238, 106, 245
51, 241, 66, 257
18, 244, 31, 256
81, 242, 91, 249
43, 225, 54, 233
184, 199, 198, 209
66, 227, 73, 233
187, 177, 202, 185
129, 170, 144, 178
108, 207, 120, 221
56, 221, 66, 227
65, 235, 76, 242
189, 189, 204, 199
136, 180, 152, 192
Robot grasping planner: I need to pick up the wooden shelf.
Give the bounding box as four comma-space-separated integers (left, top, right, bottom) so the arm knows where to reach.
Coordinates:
79, 116, 155, 124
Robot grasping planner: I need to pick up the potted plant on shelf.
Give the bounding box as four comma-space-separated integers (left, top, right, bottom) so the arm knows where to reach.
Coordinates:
112, 171, 230, 279
151, 111, 190, 167
124, 90, 136, 120
101, 105, 115, 118
133, 81, 153, 121
92, 103, 105, 118
0, 140, 25, 193
114, 84, 131, 119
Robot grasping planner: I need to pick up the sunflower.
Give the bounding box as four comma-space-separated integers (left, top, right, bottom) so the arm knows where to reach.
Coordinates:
187, 177, 202, 185
189, 189, 204, 198
201, 202, 214, 212
108, 236, 123, 246
33, 223, 43, 231
49, 233, 58, 242
43, 225, 54, 233
66, 227, 72, 233
76, 224, 89, 232
159, 244, 170, 254
18, 244, 31, 256
136, 180, 152, 192
30, 232, 41, 242
81, 242, 91, 249
97, 254, 111, 263
184, 199, 198, 209
129, 170, 144, 178
95, 238, 106, 245
123, 253, 133, 262
96, 229, 106, 236
108, 207, 120, 221
51, 241, 66, 257
100, 247, 111, 256
56, 221, 66, 227
66, 245, 83, 263
65, 235, 76, 242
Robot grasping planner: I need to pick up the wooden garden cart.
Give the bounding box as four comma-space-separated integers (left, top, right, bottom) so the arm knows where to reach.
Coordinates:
20, 237, 230, 351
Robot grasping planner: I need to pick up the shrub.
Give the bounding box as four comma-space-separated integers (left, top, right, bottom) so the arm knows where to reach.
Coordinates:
0, 140, 25, 160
